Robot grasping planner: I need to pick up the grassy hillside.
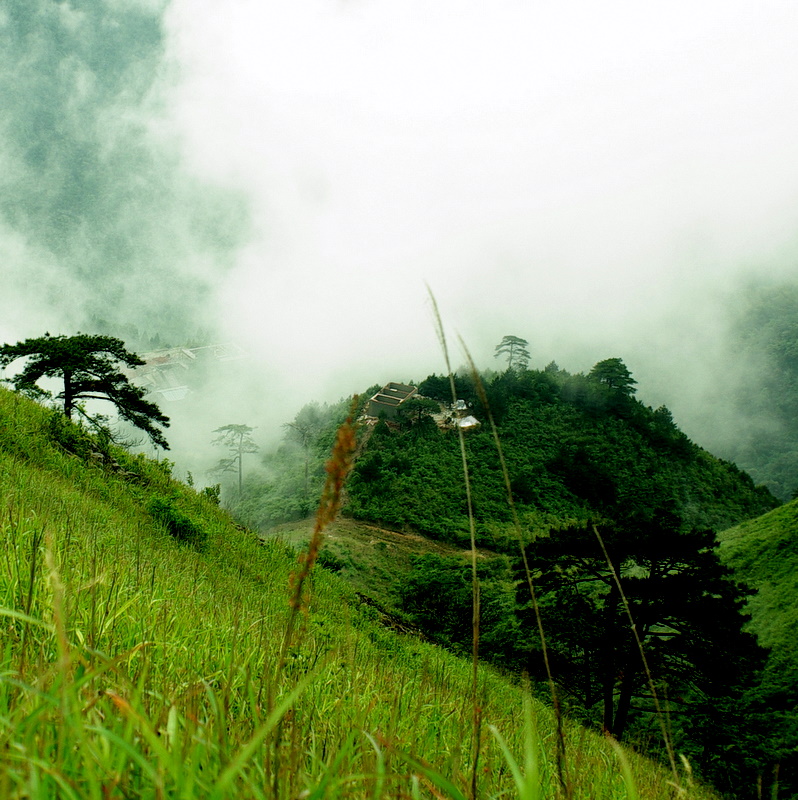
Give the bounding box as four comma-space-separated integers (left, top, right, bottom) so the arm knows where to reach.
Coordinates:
716, 503, 798, 795
268, 517, 490, 612
719, 501, 798, 704
0, 385, 712, 798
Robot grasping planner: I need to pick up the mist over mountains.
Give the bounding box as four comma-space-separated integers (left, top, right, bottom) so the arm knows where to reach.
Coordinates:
0, 0, 247, 344
2, 0, 798, 496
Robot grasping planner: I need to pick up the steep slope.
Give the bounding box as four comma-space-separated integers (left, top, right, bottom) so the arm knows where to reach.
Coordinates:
0, 386, 707, 799
717, 502, 798, 795
719, 501, 798, 701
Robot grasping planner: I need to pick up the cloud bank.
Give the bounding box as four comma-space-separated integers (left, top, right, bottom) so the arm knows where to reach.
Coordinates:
165, 1, 798, 393
0, 0, 248, 345
3, 0, 798, 473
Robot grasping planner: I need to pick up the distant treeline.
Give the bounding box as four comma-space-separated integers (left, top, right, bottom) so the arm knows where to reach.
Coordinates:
720, 281, 798, 500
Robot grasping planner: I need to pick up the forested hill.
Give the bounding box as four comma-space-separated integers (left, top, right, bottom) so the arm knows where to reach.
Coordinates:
346, 361, 778, 548
230, 359, 790, 796
338, 362, 794, 796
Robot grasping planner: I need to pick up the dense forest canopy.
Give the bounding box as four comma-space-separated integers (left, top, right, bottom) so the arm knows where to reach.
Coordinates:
225, 357, 777, 547
344, 361, 776, 548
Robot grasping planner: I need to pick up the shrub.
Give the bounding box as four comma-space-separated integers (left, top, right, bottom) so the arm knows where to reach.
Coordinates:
317, 548, 346, 572
147, 495, 207, 550
200, 484, 222, 505
44, 410, 99, 461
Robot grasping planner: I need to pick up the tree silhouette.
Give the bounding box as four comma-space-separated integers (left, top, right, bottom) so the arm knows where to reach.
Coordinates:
211, 424, 259, 495
284, 404, 327, 506
494, 335, 530, 371
588, 357, 637, 396
518, 511, 763, 743
0, 332, 169, 448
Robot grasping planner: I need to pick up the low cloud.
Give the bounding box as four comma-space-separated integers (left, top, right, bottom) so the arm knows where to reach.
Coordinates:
3, 1, 798, 482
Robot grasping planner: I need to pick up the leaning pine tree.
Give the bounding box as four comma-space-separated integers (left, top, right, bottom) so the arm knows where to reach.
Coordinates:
0, 332, 170, 449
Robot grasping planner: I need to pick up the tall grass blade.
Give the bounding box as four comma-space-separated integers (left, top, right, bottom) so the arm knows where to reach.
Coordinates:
84, 724, 160, 785
489, 690, 542, 800
400, 753, 470, 800
306, 729, 358, 800
210, 673, 315, 799
363, 730, 387, 800
606, 735, 640, 800
427, 287, 482, 800
0, 606, 54, 630
591, 524, 680, 789
457, 334, 570, 797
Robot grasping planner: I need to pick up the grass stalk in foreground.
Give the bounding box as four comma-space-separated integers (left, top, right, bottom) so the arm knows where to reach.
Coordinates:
428, 289, 483, 800
457, 333, 570, 798
591, 523, 680, 788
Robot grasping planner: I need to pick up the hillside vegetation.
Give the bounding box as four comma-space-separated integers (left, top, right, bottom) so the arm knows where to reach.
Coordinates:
0, 385, 710, 798
719, 501, 798, 759
346, 366, 776, 546
231, 359, 793, 797
236, 365, 777, 542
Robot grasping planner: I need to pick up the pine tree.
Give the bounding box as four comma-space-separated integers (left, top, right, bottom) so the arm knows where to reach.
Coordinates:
211, 424, 259, 495
494, 335, 530, 371
517, 508, 766, 786
588, 357, 637, 396
0, 333, 169, 448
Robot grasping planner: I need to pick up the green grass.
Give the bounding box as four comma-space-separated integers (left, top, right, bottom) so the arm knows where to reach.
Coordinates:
0, 386, 714, 798
718, 500, 798, 695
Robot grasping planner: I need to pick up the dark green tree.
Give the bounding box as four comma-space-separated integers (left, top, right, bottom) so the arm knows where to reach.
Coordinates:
522, 511, 762, 735
494, 335, 531, 371
0, 333, 170, 448
518, 510, 767, 790
211, 424, 259, 495
397, 396, 440, 429
588, 357, 637, 396
396, 554, 526, 666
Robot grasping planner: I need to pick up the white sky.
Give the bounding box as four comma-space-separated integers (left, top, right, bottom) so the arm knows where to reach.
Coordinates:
161, 0, 798, 434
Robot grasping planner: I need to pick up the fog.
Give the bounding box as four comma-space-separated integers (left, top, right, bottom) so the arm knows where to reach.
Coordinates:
2, 1, 798, 479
